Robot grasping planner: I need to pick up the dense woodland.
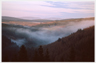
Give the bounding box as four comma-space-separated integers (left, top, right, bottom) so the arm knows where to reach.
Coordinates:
2, 26, 94, 62
43, 26, 94, 62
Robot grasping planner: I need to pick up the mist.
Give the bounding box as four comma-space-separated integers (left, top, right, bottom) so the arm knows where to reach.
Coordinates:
2, 20, 94, 48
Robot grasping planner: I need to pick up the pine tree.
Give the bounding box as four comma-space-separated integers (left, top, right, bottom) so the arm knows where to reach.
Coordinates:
61, 57, 64, 62
33, 50, 38, 61
3, 55, 9, 62
18, 45, 28, 62
58, 38, 61, 41
45, 48, 50, 61
12, 54, 17, 62
70, 46, 75, 62
38, 45, 44, 61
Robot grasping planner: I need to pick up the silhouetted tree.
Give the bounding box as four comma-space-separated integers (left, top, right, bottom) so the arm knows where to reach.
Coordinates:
45, 48, 50, 61
77, 29, 82, 32
69, 46, 75, 61
12, 54, 17, 62
33, 50, 39, 61
3, 55, 9, 62
38, 45, 44, 61
60, 57, 64, 62
58, 38, 61, 41
18, 45, 28, 62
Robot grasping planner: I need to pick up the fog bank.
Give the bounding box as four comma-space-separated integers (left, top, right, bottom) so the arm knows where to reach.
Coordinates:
2, 20, 94, 48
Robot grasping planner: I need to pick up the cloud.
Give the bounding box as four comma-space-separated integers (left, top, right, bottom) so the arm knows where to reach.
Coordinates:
63, 1, 94, 9
47, 1, 94, 9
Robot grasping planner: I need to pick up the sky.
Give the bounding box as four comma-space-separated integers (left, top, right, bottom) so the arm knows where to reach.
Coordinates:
2, 1, 94, 20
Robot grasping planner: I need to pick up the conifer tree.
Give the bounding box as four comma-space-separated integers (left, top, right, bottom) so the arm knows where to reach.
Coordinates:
12, 54, 17, 62
45, 48, 50, 61
33, 50, 38, 61
3, 55, 9, 62
18, 45, 28, 62
38, 45, 44, 61
70, 46, 75, 61
61, 57, 64, 62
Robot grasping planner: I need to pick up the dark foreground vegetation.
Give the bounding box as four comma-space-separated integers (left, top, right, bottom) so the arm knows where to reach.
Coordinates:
2, 26, 94, 62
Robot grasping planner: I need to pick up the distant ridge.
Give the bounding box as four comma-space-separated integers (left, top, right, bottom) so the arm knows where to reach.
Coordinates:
2, 16, 31, 21
2, 16, 94, 22
2, 16, 52, 22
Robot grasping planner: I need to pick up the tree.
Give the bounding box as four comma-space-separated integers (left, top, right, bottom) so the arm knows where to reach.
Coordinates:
77, 29, 82, 32
18, 45, 28, 62
58, 38, 61, 41
3, 55, 9, 62
12, 54, 17, 62
69, 46, 75, 61
60, 57, 64, 62
38, 45, 44, 61
33, 50, 39, 61
45, 48, 50, 61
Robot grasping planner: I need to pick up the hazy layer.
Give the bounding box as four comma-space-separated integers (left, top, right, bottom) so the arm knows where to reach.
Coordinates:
2, 20, 94, 48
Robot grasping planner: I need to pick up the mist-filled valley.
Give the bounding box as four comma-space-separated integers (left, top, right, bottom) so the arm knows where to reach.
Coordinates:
2, 16, 94, 62
2, 17, 94, 48
2, 1, 95, 62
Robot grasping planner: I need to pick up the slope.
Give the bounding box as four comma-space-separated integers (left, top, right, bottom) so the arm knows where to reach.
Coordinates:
43, 26, 94, 62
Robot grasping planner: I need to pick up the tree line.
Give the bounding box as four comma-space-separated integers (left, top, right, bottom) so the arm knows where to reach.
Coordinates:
10, 45, 50, 62
2, 35, 75, 62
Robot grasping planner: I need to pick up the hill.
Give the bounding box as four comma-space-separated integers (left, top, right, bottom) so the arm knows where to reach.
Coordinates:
2, 35, 19, 61
43, 26, 94, 62
2, 16, 52, 22
32, 17, 94, 27
2, 16, 94, 27
2, 26, 94, 62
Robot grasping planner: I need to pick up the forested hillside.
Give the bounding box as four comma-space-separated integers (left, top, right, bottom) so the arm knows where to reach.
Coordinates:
2, 0, 94, 62
43, 26, 94, 62
2, 35, 19, 61
2, 26, 94, 62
